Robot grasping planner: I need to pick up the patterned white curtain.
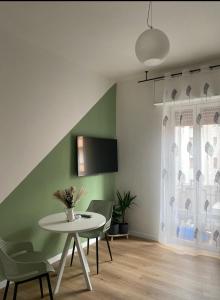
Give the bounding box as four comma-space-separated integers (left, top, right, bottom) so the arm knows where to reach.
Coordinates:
160, 68, 220, 255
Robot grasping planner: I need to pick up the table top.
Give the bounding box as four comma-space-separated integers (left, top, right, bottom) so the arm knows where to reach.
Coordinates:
38, 211, 106, 234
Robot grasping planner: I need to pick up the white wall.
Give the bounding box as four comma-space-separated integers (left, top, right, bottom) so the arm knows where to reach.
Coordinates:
0, 29, 113, 202
116, 75, 162, 241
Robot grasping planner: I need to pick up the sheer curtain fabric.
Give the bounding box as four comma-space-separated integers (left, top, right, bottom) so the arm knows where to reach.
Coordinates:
160, 69, 220, 255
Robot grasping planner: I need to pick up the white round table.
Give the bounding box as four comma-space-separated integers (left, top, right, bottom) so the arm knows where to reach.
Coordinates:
39, 211, 106, 294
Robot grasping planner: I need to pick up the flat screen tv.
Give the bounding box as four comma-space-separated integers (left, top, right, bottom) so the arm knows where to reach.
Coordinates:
77, 136, 118, 176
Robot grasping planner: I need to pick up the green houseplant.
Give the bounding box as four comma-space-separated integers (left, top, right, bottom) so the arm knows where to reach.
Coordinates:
109, 191, 137, 235
108, 204, 121, 235
116, 191, 137, 234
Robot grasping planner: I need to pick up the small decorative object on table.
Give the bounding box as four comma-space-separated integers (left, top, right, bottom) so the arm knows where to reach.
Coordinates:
53, 186, 85, 222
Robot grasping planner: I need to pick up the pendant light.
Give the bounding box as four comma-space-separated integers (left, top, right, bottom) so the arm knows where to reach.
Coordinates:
135, 1, 170, 67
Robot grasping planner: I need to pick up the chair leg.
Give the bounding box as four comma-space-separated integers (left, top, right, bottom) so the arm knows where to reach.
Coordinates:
13, 283, 18, 300
96, 237, 99, 274
87, 238, 90, 255
70, 241, 76, 266
105, 233, 113, 261
3, 280, 9, 300
39, 276, 44, 298
46, 274, 53, 300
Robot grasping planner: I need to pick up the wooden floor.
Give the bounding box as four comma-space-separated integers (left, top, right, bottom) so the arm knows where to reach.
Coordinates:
1, 236, 220, 300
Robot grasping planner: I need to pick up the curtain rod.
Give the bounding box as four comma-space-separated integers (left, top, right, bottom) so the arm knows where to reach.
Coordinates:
138, 63, 220, 83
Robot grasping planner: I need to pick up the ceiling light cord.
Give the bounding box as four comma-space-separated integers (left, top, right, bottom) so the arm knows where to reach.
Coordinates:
147, 1, 153, 29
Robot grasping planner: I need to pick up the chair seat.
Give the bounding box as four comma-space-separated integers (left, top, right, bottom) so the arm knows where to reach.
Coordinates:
79, 229, 102, 239
14, 251, 54, 273
8, 251, 54, 282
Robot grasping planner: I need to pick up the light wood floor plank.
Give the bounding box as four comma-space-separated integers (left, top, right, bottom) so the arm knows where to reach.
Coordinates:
0, 237, 219, 299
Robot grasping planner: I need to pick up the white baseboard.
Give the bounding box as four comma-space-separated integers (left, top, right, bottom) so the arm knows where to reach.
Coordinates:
129, 230, 158, 242
0, 238, 97, 289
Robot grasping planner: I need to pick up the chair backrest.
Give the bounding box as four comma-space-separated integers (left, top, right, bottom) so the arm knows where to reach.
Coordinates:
87, 200, 113, 232
0, 238, 17, 279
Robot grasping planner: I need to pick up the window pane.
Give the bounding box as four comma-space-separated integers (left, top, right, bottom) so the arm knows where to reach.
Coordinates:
175, 125, 194, 185
201, 124, 220, 185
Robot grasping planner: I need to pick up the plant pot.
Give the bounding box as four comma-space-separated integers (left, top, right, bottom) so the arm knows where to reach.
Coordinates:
119, 223, 128, 234
108, 223, 119, 235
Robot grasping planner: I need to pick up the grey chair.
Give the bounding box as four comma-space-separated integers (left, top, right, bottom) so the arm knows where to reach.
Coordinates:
70, 200, 113, 274
0, 238, 54, 300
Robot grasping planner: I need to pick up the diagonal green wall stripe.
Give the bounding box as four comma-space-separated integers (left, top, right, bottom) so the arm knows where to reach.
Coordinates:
0, 85, 116, 279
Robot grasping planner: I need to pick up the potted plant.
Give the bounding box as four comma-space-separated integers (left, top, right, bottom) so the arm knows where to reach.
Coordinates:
115, 190, 137, 234
108, 205, 121, 235
53, 186, 85, 222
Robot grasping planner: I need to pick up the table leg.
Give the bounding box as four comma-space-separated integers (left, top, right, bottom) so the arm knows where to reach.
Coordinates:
74, 234, 90, 273
54, 234, 72, 294
74, 233, 92, 291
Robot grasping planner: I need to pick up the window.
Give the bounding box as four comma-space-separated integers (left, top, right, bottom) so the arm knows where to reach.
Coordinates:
161, 102, 220, 251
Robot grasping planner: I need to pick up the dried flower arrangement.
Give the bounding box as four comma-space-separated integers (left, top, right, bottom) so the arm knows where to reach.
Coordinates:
53, 186, 85, 209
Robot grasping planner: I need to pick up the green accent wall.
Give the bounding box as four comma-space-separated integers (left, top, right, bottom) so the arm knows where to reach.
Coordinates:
0, 85, 116, 280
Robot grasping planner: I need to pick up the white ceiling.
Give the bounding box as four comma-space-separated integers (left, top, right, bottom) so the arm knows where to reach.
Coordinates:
0, 1, 220, 80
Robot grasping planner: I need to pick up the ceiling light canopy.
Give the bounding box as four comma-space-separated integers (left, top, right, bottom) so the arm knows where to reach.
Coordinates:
135, 1, 170, 68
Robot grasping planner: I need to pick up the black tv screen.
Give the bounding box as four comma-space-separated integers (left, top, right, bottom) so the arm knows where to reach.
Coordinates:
77, 136, 118, 176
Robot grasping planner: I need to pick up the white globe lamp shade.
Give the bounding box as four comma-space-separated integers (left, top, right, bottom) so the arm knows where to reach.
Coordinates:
135, 28, 170, 67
